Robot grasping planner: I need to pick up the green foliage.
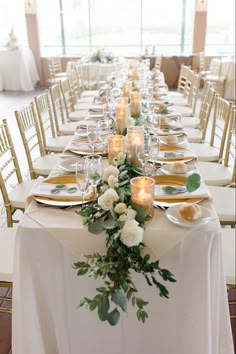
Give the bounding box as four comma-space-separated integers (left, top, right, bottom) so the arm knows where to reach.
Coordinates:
74, 157, 201, 326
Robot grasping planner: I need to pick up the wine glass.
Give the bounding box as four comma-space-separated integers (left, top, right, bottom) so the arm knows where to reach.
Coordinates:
87, 124, 98, 154
96, 120, 110, 154
76, 161, 89, 205
151, 113, 160, 136
149, 135, 160, 173
85, 155, 103, 198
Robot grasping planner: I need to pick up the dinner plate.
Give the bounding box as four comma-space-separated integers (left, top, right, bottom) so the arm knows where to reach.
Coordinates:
34, 196, 86, 207
154, 197, 204, 208
59, 157, 82, 173
160, 164, 195, 176
166, 204, 212, 228
160, 134, 187, 146
70, 148, 107, 156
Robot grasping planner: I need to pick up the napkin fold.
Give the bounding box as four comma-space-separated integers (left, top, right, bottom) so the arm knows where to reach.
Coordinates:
155, 149, 197, 162
153, 175, 211, 201
64, 137, 105, 154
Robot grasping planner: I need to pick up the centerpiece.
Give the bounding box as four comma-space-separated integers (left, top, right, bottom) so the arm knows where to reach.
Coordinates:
74, 151, 201, 326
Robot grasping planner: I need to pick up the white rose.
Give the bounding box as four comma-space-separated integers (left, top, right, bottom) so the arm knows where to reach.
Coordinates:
113, 152, 126, 166
126, 208, 137, 221
118, 214, 127, 222
98, 188, 119, 211
100, 184, 108, 193
102, 165, 119, 181
108, 175, 119, 188
114, 202, 127, 214
120, 220, 143, 247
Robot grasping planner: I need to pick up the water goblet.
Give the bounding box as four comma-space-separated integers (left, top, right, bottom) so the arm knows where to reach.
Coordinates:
87, 124, 98, 154
85, 155, 103, 198
76, 161, 89, 205
97, 119, 110, 154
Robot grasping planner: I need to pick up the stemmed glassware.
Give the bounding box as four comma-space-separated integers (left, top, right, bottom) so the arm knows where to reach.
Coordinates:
87, 124, 98, 154
85, 155, 103, 198
96, 119, 110, 154
76, 161, 90, 205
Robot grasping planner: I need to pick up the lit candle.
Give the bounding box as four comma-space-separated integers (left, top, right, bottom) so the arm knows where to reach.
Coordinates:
108, 135, 125, 165
133, 68, 140, 80
122, 81, 131, 98
115, 104, 129, 135
131, 177, 155, 217
117, 97, 129, 105
130, 91, 141, 118
127, 126, 144, 167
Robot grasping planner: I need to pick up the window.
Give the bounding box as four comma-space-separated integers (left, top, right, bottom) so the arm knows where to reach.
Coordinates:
37, 0, 195, 57
205, 0, 235, 55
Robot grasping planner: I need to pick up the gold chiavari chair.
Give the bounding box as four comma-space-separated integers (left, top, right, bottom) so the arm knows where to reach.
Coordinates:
204, 57, 226, 97
59, 78, 89, 122
184, 87, 216, 143
15, 103, 60, 179
68, 70, 94, 104
75, 63, 99, 98
171, 71, 201, 117
167, 64, 191, 99
47, 57, 67, 85
0, 119, 36, 227
34, 91, 72, 153
189, 95, 232, 162
198, 105, 236, 186
49, 83, 79, 135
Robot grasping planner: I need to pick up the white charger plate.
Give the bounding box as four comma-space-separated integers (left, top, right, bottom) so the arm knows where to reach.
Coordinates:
166, 204, 212, 228
34, 196, 85, 207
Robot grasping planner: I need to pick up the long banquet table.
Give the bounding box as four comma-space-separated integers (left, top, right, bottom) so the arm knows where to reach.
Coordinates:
0, 48, 39, 91
12, 69, 234, 354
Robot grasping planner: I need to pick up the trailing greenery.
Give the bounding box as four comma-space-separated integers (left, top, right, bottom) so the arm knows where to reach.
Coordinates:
74, 156, 201, 326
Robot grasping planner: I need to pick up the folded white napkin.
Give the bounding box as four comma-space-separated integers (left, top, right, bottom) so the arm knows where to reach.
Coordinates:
154, 181, 211, 200
64, 137, 104, 153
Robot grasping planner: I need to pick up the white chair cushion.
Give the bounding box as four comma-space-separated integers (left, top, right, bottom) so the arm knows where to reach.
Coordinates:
74, 102, 92, 111
208, 186, 236, 223
59, 121, 79, 135
9, 179, 37, 209
172, 105, 193, 117
181, 117, 199, 128
33, 153, 61, 176
46, 136, 73, 152
0, 228, 16, 282
189, 143, 219, 161
221, 228, 236, 285
168, 97, 188, 106
81, 90, 99, 97
76, 96, 94, 104
184, 127, 203, 143
166, 92, 183, 98
198, 162, 233, 186
69, 110, 88, 121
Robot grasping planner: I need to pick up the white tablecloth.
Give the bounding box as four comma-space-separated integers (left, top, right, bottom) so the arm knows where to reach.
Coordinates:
12, 194, 234, 354
0, 48, 39, 91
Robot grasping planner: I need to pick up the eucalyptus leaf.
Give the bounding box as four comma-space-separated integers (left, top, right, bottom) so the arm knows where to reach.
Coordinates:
186, 173, 201, 192
103, 217, 117, 230
98, 300, 109, 321
112, 290, 127, 311
164, 152, 184, 158
131, 203, 145, 224
107, 308, 120, 326
88, 217, 104, 234
162, 186, 187, 195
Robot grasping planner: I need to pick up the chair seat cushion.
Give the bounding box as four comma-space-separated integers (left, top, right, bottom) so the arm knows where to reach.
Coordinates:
68, 110, 88, 121
74, 102, 92, 111
172, 105, 193, 117
59, 122, 79, 135
184, 128, 202, 143
9, 179, 37, 209
33, 153, 61, 176
81, 90, 99, 97
198, 162, 233, 186
189, 143, 219, 161
181, 117, 199, 128
46, 136, 73, 152
76, 96, 94, 104
208, 186, 236, 224
205, 74, 226, 82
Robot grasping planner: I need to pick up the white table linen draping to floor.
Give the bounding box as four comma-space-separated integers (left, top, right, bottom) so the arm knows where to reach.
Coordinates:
12, 196, 234, 354
0, 48, 39, 91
